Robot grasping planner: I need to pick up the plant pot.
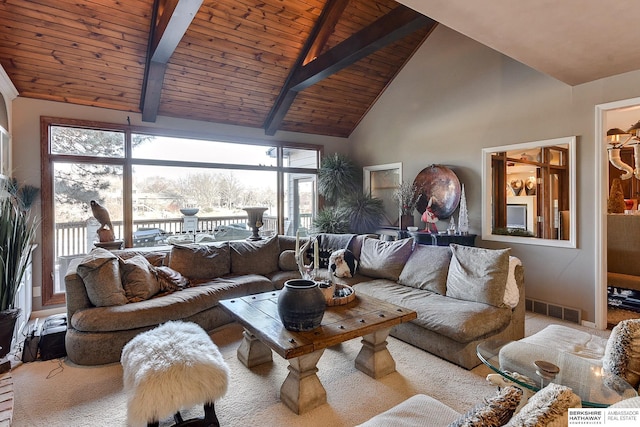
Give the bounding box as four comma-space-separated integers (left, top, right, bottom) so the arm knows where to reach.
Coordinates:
0, 308, 21, 358
277, 279, 325, 332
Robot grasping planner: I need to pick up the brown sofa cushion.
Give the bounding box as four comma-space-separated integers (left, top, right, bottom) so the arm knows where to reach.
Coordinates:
398, 244, 452, 294
119, 255, 161, 302
446, 244, 510, 307
230, 236, 280, 275
76, 248, 128, 307
169, 242, 230, 280
358, 237, 413, 281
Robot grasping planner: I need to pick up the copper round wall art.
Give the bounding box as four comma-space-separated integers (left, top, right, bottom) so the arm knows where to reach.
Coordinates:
413, 164, 461, 219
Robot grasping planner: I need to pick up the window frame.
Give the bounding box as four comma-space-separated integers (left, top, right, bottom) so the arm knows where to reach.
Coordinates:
40, 116, 322, 306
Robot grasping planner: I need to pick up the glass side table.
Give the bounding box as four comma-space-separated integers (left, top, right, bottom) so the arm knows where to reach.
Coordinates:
477, 339, 638, 408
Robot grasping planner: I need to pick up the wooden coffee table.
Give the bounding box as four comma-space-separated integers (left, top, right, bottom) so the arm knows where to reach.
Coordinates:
219, 290, 417, 414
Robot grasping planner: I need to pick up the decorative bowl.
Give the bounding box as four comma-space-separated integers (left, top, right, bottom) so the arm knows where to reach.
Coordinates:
407, 226, 418, 232
180, 208, 199, 216
326, 284, 356, 306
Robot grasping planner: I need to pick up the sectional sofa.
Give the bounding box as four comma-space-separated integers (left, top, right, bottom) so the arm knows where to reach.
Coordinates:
64, 234, 524, 367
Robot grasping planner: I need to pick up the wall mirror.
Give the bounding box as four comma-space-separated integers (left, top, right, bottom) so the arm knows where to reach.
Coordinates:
481, 136, 576, 248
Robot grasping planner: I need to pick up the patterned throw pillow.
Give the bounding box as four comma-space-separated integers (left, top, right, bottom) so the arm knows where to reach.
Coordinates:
602, 319, 640, 389
448, 386, 522, 427
505, 383, 581, 427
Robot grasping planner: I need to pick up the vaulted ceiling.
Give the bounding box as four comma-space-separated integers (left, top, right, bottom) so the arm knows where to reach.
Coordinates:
0, 0, 435, 138
3, 1, 640, 139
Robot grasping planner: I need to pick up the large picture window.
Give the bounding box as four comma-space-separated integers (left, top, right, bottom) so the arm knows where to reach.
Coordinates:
41, 117, 320, 306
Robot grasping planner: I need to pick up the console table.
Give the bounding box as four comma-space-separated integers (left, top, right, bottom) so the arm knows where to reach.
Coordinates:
408, 231, 476, 247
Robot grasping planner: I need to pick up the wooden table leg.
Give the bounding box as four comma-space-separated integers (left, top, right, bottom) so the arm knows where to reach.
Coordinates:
280, 349, 326, 414
237, 329, 272, 368
355, 327, 395, 379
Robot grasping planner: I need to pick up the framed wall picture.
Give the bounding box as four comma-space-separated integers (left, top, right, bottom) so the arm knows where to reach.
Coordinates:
363, 162, 402, 226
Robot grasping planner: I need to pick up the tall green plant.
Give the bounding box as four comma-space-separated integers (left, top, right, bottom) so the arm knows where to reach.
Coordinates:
318, 153, 360, 203
344, 192, 385, 234
0, 180, 39, 312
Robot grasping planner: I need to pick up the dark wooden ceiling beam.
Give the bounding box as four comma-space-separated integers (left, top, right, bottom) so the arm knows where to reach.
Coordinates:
292, 7, 436, 91
264, 0, 349, 136
141, 0, 203, 122
264, 4, 436, 135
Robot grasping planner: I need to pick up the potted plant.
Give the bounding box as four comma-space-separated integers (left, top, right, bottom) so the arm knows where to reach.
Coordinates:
0, 178, 39, 358
315, 153, 384, 234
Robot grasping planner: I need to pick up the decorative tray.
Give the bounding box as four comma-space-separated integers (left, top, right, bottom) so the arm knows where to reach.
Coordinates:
324, 284, 356, 306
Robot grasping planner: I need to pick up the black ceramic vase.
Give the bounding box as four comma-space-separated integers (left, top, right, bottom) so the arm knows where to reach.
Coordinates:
277, 279, 326, 332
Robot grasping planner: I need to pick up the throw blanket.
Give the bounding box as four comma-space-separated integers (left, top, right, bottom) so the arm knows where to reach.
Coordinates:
305, 233, 356, 269
319, 233, 356, 251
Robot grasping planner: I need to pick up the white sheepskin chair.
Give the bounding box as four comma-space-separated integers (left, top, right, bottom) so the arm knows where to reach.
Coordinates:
121, 321, 230, 427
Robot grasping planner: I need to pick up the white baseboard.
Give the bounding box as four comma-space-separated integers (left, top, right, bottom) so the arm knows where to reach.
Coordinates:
581, 320, 597, 329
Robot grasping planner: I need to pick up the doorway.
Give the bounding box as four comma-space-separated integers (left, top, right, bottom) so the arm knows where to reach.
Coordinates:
596, 97, 640, 329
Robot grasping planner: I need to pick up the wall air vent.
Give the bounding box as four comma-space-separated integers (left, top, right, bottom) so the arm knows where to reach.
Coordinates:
526, 298, 581, 324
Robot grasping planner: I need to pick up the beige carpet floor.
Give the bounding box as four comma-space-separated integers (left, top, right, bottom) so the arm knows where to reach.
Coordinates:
9, 313, 609, 427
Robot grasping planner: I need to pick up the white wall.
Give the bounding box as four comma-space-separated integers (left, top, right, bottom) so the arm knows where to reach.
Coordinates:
349, 25, 640, 324
11, 98, 348, 312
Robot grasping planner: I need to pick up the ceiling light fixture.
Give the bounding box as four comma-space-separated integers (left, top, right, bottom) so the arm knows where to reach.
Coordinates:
606, 121, 640, 180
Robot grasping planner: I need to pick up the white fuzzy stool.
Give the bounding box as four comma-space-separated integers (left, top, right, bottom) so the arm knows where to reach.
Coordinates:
121, 321, 230, 427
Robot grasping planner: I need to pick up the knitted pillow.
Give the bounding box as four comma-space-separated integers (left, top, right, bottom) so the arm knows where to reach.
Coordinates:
602, 319, 640, 389
449, 385, 522, 427
446, 244, 510, 307
505, 383, 581, 427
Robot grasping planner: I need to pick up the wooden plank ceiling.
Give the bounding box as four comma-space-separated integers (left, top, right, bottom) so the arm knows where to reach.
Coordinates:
0, 0, 435, 137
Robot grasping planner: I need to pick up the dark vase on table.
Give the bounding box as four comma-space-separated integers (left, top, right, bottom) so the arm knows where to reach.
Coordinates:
277, 279, 326, 332
400, 214, 414, 230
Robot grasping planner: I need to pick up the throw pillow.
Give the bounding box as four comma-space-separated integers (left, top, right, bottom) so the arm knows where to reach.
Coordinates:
119, 255, 161, 303
449, 385, 522, 427
446, 244, 510, 307
169, 242, 230, 280
153, 266, 190, 292
76, 248, 128, 307
329, 249, 358, 278
358, 237, 414, 281
278, 250, 298, 271
602, 318, 640, 389
398, 244, 452, 294
505, 383, 581, 427
230, 236, 280, 275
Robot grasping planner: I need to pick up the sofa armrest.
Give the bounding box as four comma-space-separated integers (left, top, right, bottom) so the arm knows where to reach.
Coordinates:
65, 258, 93, 324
